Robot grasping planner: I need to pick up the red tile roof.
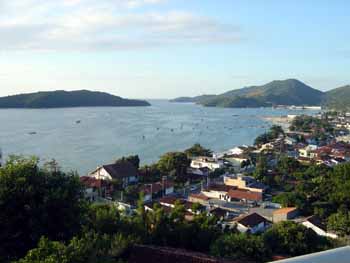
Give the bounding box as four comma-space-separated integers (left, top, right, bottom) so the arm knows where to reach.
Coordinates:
80, 176, 103, 188
189, 193, 210, 201
227, 189, 262, 202
140, 181, 174, 195
273, 207, 297, 215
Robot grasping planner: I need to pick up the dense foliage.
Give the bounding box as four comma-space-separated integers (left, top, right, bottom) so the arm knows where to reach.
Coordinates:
254, 125, 284, 145
263, 221, 330, 256
289, 115, 333, 134
0, 156, 87, 261
0, 155, 342, 263
210, 233, 269, 262
157, 152, 190, 183
184, 143, 213, 157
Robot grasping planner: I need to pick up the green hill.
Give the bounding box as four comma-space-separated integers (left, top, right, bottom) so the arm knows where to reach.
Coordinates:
323, 85, 350, 111
201, 79, 324, 108
171, 79, 326, 108
0, 90, 151, 108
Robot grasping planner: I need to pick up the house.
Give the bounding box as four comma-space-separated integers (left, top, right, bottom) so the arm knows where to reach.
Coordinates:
223, 155, 249, 171
284, 136, 297, 146
224, 174, 266, 193
227, 146, 248, 156
190, 156, 224, 171
144, 202, 197, 221
209, 207, 233, 221
232, 213, 270, 234
80, 176, 113, 201
298, 145, 318, 159
144, 196, 205, 221
259, 142, 275, 151
88, 160, 138, 187
140, 181, 174, 202
188, 193, 210, 205
186, 167, 210, 177
272, 207, 298, 223
201, 184, 233, 201
301, 215, 338, 239
227, 188, 263, 204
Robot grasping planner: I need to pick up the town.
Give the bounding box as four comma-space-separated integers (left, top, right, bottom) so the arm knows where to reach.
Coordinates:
77, 111, 350, 255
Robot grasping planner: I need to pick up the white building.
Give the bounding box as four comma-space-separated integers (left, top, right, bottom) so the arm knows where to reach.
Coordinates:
233, 213, 270, 234
301, 215, 338, 239
190, 156, 224, 171
89, 161, 138, 187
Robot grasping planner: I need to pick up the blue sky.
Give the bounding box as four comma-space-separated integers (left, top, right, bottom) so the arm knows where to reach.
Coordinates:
0, 0, 349, 98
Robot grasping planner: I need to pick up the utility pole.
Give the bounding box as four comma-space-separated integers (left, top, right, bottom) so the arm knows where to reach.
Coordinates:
150, 184, 153, 201
162, 176, 167, 197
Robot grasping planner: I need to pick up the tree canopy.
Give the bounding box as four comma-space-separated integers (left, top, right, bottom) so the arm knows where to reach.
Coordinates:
0, 156, 87, 262
184, 144, 213, 157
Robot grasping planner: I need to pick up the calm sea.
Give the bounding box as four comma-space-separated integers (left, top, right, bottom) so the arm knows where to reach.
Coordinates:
0, 100, 317, 175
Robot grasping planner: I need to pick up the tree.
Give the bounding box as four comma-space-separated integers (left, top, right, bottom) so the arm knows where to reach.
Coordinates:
327, 210, 350, 237
276, 156, 301, 177
253, 154, 271, 184
139, 164, 161, 183
157, 152, 190, 180
263, 221, 330, 257
0, 156, 88, 262
184, 144, 212, 158
270, 125, 284, 138
17, 233, 134, 263
272, 192, 309, 214
254, 125, 284, 146
210, 233, 269, 262
115, 155, 140, 169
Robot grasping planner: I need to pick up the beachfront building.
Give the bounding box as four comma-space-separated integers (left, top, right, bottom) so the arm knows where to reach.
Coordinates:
88, 161, 138, 187
190, 156, 224, 171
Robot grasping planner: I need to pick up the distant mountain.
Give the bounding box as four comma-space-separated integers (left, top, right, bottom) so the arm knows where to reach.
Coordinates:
170, 94, 216, 103
323, 85, 350, 111
171, 79, 325, 108
0, 90, 151, 108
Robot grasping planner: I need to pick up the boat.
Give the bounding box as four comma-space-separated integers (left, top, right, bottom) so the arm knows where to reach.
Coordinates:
28, 132, 37, 135
76, 120, 81, 124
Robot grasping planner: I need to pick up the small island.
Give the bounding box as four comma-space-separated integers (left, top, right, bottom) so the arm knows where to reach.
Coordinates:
0, 90, 151, 108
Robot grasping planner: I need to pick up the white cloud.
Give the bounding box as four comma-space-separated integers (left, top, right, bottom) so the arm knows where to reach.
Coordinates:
0, 0, 240, 51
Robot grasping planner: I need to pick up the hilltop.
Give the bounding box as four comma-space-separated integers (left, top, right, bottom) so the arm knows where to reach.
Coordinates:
171, 79, 350, 109
0, 90, 151, 108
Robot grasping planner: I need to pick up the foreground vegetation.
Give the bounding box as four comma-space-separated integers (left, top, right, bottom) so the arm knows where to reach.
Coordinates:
0, 156, 339, 263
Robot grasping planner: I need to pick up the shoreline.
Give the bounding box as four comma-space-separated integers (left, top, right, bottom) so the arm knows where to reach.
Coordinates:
261, 115, 292, 129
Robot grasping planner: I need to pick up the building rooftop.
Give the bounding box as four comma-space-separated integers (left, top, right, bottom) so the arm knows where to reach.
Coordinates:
273, 207, 297, 215
227, 189, 263, 202
234, 212, 269, 228
271, 246, 350, 263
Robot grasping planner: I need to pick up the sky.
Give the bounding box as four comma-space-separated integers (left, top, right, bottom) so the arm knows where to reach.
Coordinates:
0, 0, 350, 99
